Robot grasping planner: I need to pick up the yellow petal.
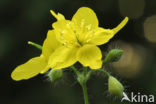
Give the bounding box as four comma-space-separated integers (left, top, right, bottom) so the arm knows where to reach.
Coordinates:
112, 17, 129, 34
52, 20, 71, 34
52, 20, 77, 46
89, 28, 114, 45
77, 44, 102, 69
89, 17, 129, 45
11, 56, 46, 81
44, 46, 78, 71
50, 10, 65, 21
42, 30, 61, 59
72, 7, 99, 30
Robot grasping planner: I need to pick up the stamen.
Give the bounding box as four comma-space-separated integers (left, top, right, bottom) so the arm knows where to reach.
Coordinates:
57, 28, 81, 47
86, 24, 92, 30
86, 30, 95, 43
73, 29, 82, 46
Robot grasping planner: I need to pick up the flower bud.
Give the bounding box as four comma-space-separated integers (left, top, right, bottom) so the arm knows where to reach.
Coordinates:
104, 49, 123, 63
108, 76, 124, 97
48, 69, 63, 82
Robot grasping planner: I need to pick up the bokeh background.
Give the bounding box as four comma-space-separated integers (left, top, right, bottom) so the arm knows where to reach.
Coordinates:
0, 0, 156, 104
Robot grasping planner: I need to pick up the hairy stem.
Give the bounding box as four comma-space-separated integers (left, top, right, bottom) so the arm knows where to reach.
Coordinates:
70, 66, 89, 104
81, 82, 89, 104
100, 70, 110, 77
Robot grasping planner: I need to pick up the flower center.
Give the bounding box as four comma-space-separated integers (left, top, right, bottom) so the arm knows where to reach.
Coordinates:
72, 19, 96, 45
57, 20, 95, 47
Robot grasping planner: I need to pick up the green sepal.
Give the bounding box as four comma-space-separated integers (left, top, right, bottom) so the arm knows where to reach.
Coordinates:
48, 69, 63, 82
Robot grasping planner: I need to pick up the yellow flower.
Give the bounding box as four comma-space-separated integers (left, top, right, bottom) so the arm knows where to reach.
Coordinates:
11, 7, 128, 81
42, 7, 128, 72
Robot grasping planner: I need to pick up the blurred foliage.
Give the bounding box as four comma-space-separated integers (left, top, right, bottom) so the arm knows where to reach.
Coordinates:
0, 0, 156, 104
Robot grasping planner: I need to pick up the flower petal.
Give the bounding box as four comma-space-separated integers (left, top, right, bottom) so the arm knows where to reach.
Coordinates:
42, 30, 61, 60
112, 17, 129, 34
52, 20, 78, 47
77, 45, 102, 69
89, 17, 129, 45
52, 20, 71, 30
89, 28, 114, 45
11, 56, 46, 81
46, 46, 78, 70
50, 10, 65, 21
72, 7, 99, 30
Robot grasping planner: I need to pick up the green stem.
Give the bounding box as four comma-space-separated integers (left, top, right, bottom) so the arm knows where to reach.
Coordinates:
100, 70, 110, 77
70, 66, 89, 104
83, 67, 88, 76
86, 70, 94, 80
81, 82, 89, 104
70, 66, 80, 76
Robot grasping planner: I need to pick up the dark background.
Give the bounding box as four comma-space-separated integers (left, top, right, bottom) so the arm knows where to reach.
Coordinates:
0, 0, 156, 104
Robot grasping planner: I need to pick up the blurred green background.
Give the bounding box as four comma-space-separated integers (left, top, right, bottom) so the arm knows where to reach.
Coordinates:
0, 0, 156, 104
